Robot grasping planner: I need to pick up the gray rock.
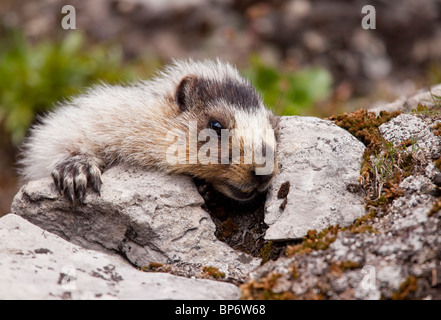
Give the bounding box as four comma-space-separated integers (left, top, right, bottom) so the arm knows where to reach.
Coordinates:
379, 113, 441, 158
0, 214, 241, 300
242, 86, 441, 299
264, 116, 366, 240
11, 166, 259, 282
246, 173, 441, 299
369, 83, 441, 114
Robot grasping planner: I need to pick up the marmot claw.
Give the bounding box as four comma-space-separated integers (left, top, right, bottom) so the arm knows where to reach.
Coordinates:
51, 155, 104, 204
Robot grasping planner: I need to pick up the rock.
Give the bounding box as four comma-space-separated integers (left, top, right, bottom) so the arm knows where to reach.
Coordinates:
0, 214, 241, 300
244, 174, 441, 300
264, 116, 366, 240
379, 113, 441, 158
11, 166, 259, 283
7, 85, 441, 299
242, 88, 441, 299
369, 83, 441, 114
242, 172, 441, 300
433, 174, 441, 187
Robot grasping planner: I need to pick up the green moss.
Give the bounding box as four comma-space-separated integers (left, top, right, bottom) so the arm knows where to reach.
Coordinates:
286, 226, 339, 256
260, 241, 273, 265
330, 260, 361, 275
285, 210, 378, 257
428, 199, 441, 217
328, 109, 428, 210
391, 276, 418, 300
240, 273, 297, 300
343, 210, 378, 234
201, 266, 226, 279
141, 262, 164, 272
411, 103, 430, 114
435, 157, 441, 170
411, 101, 441, 115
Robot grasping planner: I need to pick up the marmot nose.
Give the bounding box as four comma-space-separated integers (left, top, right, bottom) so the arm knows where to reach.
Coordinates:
251, 169, 274, 185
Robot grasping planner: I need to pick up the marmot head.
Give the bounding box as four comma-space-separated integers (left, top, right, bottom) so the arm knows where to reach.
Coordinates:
161, 59, 278, 201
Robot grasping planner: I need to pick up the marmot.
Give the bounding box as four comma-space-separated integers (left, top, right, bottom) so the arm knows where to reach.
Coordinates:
19, 59, 278, 202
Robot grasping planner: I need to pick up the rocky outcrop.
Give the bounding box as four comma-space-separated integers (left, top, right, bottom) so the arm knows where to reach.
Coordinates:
264, 116, 365, 240
243, 172, 441, 300
369, 83, 441, 115
6, 114, 367, 299
11, 167, 260, 283
242, 87, 441, 300
0, 214, 240, 300
3, 85, 441, 299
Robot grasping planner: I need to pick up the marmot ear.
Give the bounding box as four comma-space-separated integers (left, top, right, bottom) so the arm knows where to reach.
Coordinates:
175, 75, 198, 112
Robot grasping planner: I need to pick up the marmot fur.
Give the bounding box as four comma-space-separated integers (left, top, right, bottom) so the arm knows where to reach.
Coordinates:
19, 59, 278, 202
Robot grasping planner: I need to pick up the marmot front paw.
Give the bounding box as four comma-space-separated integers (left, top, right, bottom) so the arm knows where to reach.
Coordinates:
51, 154, 105, 203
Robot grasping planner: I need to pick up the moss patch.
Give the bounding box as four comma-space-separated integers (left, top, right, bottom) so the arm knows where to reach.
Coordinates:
344, 210, 378, 234
428, 198, 441, 217
286, 226, 340, 256
328, 109, 400, 147
328, 109, 430, 211
260, 241, 274, 265
330, 260, 361, 276
391, 276, 418, 300
241, 273, 297, 300
201, 266, 226, 279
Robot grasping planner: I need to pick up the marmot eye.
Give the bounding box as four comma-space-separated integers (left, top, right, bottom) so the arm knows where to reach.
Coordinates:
209, 120, 223, 135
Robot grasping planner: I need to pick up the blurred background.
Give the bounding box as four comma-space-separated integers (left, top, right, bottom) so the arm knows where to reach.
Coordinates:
1, 0, 441, 216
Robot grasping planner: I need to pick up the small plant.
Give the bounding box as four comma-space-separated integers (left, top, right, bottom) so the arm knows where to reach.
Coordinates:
0, 30, 152, 145
244, 55, 332, 116
329, 109, 412, 208
429, 86, 441, 110
201, 266, 226, 279
369, 138, 424, 205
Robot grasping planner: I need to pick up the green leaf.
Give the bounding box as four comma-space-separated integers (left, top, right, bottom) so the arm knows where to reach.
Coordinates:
244, 55, 332, 116
0, 30, 152, 146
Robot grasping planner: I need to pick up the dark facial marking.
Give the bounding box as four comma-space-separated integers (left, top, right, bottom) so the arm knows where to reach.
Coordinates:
194, 79, 260, 109
194, 77, 261, 111
175, 74, 262, 112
